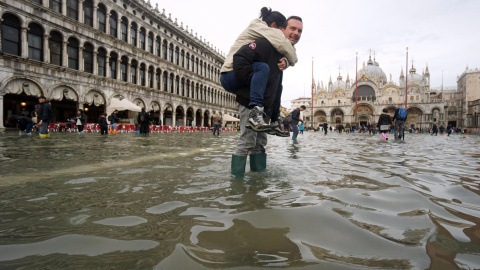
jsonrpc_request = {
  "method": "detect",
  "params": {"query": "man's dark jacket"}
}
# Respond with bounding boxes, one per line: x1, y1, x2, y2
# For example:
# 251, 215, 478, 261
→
37, 101, 52, 123
233, 38, 283, 118
291, 108, 301, 125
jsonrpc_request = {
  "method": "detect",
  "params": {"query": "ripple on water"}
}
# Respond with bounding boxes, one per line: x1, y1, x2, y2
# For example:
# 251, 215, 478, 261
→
93, 216, 148, 227
146, 201, 188, 214
0, 234, 158, 262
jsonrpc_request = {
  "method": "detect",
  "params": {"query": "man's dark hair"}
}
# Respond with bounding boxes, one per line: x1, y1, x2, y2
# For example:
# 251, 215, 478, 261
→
287, 16, 302, 24
300, 105, 306, 110
259, 7, 286, 28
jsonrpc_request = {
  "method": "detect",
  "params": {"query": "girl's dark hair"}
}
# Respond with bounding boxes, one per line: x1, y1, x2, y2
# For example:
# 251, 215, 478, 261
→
78, 109, 83, 114
259, 7, 286, 28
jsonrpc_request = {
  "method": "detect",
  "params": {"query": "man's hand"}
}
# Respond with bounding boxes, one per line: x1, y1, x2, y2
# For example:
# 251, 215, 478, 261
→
278, 59, 286, 71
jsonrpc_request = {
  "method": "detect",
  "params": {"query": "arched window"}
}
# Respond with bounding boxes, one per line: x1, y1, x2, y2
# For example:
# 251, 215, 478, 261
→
83, 43, 94, 73
32, 0, 42, 4
28, 23, 44, 62
120, 56, 127, 82
186, 53, 190, 70
155, 37, 160, 56
50, 0, 61, 13
169, 74, 174, 93
97, 47, 107, 77
147, 32, 153, 53
155, 68, 161, 90
130, 59, 137, 84
186, 80, 190, 98
97, 4, 106, 32
109, 11, 117, 38
110, 52, 117, 79
139, 63, 146, 86
199, 60, 203, 75
196, 84, 199, 100
139, 28, 146, 50
67, 37, 79, 69
195, 59, 199, 74
130, 22, 137, 45
120, 17, 128, 42
174, 47, 179, 65
175, 76, 180, 95
84, 0, 94, 27
2, 14, 21, 56
67, 0, 78, 20
148, 66, 154, 88
49, 31, 62, 66
169, 44, 173, 62
162, 40, 167, 60
181, 50, 185, 67
162, 72, 167, 92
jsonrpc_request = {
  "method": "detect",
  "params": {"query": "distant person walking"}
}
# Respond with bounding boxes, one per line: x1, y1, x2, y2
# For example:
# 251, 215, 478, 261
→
431, 123, 438, 136
323, 122, 328, 135
10, 115, 34, 135
76, 109, 87, 134
137, 108, 151, 135
377, 108, 392, 140
393, 105, 407, 140
98, 113, 109, 135
37, 96, 52, 138
291, 105, 305, 140
213, 113, 222, 136
109, 110, 119, 134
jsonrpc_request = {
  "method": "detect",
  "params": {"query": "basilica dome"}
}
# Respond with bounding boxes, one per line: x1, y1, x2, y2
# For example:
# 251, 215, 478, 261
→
406, 67, 425, 86
331, 74, 348, 90
357, 57, 387, 83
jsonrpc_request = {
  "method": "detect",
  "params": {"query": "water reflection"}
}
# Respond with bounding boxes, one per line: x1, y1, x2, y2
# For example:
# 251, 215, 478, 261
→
0, 131, 479, 269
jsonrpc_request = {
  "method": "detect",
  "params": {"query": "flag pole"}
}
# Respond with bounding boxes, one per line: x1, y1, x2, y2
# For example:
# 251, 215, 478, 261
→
355, 52, 358, 125
405, 47, 408, 109
311, 56, 314, 129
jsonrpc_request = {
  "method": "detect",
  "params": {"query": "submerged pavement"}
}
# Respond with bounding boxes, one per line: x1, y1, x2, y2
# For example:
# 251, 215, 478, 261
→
0, 131, 479, 269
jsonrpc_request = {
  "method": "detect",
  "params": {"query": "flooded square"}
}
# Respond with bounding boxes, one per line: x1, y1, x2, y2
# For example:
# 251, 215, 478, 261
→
0, 131, 479, 269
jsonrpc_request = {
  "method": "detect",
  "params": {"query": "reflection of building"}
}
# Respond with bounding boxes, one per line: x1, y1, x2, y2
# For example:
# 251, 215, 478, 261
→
302, 55, 478, 131
0, 0, 234, 128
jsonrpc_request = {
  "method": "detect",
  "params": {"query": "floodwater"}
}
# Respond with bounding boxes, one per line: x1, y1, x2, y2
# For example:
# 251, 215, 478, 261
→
0, 130, 479, 269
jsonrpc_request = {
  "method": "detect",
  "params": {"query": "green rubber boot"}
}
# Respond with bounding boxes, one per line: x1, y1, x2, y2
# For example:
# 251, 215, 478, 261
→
250, 153, 267, 172
231, 154, 247, 176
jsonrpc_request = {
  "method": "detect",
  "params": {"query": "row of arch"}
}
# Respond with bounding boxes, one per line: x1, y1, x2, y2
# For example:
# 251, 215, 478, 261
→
1, 13, 236, 108
1, 2, 221, 81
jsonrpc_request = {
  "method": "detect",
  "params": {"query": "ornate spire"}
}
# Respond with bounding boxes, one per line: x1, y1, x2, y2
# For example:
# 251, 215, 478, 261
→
400, 67, 404, 79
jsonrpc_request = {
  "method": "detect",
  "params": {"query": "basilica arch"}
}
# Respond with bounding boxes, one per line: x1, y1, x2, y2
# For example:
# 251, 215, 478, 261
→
330, 108, 345, 124
351, 84, 376, 102
406, 107, 424, 129
314, 110, 327, 124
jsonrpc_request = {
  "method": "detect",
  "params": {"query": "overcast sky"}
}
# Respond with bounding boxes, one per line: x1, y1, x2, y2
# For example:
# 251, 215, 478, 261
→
151, 0, 480, 108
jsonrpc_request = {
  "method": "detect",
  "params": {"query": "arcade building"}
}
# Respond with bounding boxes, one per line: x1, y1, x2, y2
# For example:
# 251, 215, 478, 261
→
0, 0, 237, 129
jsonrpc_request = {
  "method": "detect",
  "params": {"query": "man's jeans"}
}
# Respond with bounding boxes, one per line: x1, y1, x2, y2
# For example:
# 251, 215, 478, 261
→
291, 124, 299, 140
394, 120, 404, 140
111, 123, 117, 130
213, 124, 221, 135
38, 122, 49, 134
235, 105, 267, 156
220, 62, 269, 107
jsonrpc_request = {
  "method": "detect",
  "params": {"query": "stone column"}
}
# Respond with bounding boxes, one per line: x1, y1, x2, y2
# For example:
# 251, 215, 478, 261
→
44, 0, 49, 8
21, 27, 28, 58
152, 69, 156, 89
105, 12, 110, 35
159, 110, 164, 125
62, 0, 67, 16
105, 55, 111, 78
172, 110, 176, 126
116, 58, 121, 81
126, 24, 131, 44
93, 6, 98, 29
0, 94, 4, 129
117, 17, 121, 39
183, 113, 186, 126
78, 46, 84, 71
126, 61, 131, 83
93, 50, 98, 74
62, 40, 68, 67
78, 0, 84, 23
136, 66, 140, 85
136, 29, 140, 48
193, 114, 196, 126
44, 34, 50, 63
